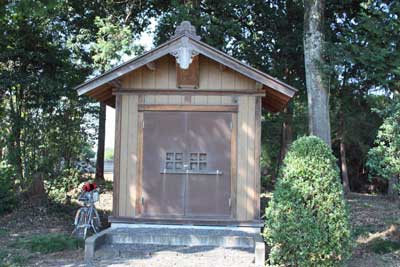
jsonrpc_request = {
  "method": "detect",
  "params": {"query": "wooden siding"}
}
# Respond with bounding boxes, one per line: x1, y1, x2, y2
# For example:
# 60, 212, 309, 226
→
236, 95, 259, 220
119, 54, 257, 106
116, 94, 139, 217
254, 97, 262, 219
121, 55, 256, 91
176, 55, 199, 88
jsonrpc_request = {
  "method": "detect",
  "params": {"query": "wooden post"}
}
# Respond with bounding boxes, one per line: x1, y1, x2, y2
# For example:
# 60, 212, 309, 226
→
254, 97, 262, 220
112, 96, 122, 216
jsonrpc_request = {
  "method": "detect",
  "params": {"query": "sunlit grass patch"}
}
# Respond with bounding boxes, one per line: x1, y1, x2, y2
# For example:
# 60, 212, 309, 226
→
352, 224, 379, 239
13, 233, 83, 254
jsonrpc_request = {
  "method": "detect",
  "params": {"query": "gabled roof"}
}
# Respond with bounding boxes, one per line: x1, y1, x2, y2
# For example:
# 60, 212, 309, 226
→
75, 22, 297, 112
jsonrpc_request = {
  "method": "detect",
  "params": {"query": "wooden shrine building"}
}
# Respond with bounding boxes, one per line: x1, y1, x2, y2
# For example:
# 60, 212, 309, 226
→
76, 21, 297, 226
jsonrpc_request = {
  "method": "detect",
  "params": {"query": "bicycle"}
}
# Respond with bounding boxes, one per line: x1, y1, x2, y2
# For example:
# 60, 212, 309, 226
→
72, 182, 101, 239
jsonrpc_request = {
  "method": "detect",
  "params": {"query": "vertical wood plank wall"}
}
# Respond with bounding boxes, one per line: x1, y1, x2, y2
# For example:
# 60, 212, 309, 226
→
116, 94, 139, 217
115, 54, 261, 220
236, 96, 259, 220
121, 55, 257, 105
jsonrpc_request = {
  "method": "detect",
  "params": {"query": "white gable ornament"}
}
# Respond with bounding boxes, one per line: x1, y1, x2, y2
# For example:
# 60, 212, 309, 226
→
169, 21, 201, 70
170, 36, 199, 70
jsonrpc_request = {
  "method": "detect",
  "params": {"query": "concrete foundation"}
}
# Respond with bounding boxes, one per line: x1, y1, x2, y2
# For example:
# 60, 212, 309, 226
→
85, 223, 265, 265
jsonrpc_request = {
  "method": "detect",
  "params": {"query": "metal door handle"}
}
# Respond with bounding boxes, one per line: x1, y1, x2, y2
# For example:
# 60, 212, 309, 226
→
160, 170, 223, 175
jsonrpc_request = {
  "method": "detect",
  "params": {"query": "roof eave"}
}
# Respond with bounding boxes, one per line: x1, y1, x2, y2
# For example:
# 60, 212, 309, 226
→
75, 34, 298, 99
75, 35, 183, 96
188, 38, 298, 97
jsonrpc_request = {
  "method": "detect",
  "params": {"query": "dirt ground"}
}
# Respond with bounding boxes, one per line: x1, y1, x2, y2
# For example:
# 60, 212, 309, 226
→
1, 192, 400, 267
346, 193, 400, 267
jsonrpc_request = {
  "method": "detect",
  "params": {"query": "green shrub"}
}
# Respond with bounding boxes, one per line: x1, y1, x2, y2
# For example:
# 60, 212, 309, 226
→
0, 161, 16, 215
14, 233, 83, 254
367, 100, 400, 195
264, 136, 351, 267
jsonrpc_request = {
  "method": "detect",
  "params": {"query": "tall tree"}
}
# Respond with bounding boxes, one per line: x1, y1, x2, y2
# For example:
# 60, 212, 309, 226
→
0, 0, 98, 195
95, 103, 106, 180
80, 16, 144, 180
0, 0, 153, 200
304, 0, 331, 146
326, 0, 399, 192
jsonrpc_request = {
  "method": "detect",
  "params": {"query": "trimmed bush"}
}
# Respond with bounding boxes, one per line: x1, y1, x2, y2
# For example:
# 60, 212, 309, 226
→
264, 136, 351, 267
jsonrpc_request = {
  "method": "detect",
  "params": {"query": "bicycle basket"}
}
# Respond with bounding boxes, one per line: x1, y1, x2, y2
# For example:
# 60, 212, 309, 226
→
91, 190, 99, 202
78, 192, 90, 202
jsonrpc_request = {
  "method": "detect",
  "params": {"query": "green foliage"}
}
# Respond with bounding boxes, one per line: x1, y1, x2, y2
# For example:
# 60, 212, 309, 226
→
325, 0, 395, 192
104, 148, 114, 161
367, 100, 400, 184
0, 1, 100, 200
14, 234, 83, 254
74, 15, 145, 74
0, 0, 153, 203
103, 180, 113, 191
0, 161, 16, 214
91, 16, 143, 72
367, 239, 400, 255
46, 167, 85, 203
347, 1, 400, 93
264, 136, 351, 267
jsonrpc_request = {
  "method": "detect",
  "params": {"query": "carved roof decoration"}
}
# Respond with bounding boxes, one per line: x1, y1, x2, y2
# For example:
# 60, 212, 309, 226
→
172, 21, 201, 41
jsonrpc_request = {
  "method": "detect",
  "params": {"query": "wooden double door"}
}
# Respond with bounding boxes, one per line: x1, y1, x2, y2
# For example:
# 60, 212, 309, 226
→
141, 111, 232, 219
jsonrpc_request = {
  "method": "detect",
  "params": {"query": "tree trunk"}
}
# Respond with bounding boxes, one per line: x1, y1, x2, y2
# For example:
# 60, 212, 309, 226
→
340, 139, 350, 194
9, 91, 24, 184
276, 107, 293, 176
339, 109, 350, 194
388, 175, 398, 198
303, 0, 331, 146
95, 103, 106, 180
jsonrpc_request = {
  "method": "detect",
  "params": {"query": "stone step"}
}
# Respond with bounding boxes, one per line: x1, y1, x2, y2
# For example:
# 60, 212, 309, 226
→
95, 243, 255, 260
106, 227, 257, 248
85, 225, 265, 266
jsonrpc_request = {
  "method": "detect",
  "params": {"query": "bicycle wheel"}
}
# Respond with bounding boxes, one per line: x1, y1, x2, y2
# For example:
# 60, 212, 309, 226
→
72, 207, 88, 239
91, 208, 101, 233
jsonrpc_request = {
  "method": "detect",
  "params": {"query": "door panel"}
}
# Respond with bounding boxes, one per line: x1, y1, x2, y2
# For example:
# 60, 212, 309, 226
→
186, 112, 232, 217
141, 111, 232, 218
142, 112, 186, 216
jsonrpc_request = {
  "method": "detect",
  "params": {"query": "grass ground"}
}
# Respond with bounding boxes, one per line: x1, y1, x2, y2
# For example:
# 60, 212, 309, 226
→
0, 191, 399, 266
